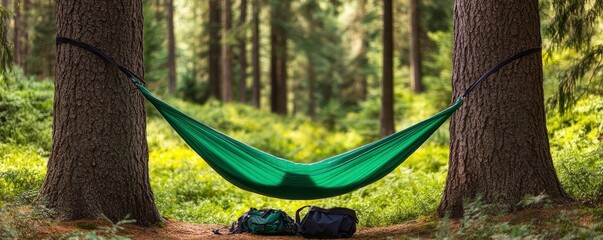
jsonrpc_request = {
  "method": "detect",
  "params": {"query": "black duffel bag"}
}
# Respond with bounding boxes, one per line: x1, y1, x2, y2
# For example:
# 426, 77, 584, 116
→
295, 205, 358, 238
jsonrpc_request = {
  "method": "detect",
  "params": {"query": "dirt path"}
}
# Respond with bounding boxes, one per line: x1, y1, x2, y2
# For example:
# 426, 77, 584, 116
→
39, 218, 435, 239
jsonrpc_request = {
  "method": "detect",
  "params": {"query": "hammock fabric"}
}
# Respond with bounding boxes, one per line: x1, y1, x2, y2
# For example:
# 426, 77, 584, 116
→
138, 83, 462, 199
56, 37, 540, 200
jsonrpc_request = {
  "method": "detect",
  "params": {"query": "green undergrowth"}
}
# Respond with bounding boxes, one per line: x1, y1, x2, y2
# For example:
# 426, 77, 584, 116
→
0, 73, 601, 229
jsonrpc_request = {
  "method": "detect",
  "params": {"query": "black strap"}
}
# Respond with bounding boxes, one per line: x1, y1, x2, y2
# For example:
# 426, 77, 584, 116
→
56, 37, 144, 85
460, 47, 541, 98
295, 205, 311, 223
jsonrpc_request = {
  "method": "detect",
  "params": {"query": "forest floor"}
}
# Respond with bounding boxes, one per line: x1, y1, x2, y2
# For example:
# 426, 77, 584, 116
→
27, 203, 602, 239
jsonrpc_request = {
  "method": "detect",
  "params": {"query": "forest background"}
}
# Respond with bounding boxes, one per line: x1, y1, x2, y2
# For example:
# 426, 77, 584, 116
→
0, 0, 602, 238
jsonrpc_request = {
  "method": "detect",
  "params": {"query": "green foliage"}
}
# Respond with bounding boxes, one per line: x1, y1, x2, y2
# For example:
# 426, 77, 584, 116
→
544, 0, 603, 113
0, 72, 54, 151
548, 95, 603, 200
64, 215, 135, 240
0, 144, 47, 205
435, 196, 603, 239
0, 204, 53, 240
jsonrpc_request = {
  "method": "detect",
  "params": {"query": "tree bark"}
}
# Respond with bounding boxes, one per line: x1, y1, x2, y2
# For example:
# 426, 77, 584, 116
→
251, 0, 260, 108
437, 0, 571, 218
270, 0, 288, 115
20, 0, 27, 72
238, 0, 247, 103
207, 0, 221, 100
409, 0, 423, 93
380, 0, 395, 137
221, 0, 233, 102
12, 0, 19, 66
166, 0, 176, 94
39, 0, 162, 226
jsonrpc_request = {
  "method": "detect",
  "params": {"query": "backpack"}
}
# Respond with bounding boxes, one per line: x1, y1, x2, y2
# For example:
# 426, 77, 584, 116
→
295, 205, 358, 238
229, 208, 297, 235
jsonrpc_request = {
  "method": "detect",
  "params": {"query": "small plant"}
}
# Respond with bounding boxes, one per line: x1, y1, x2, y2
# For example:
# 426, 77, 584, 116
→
62, 214, 136, 240
0, 202, 53, 240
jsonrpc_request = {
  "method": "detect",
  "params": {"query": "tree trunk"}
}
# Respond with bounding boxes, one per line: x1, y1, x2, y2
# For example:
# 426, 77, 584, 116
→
39, 0, 162, 226
207, 0, 221, 100
409, 0, 423, 93
12, 0, 19, 66
166, 0, 176, 94
238, 0, 247, 103
21, 0, 28, 72
380, 0, 395, 137
221, 0, 233, 102
251, 0, 260, 108
307, 53, 316, 119
437, 0, 571, 218
270, 0, 288, 115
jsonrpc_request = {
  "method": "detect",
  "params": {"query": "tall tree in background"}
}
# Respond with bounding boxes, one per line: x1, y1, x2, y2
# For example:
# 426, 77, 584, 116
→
207, 0, 221, 100
221, 0, 233, 102
0, 1, 11, 76
166, 0, 176, 94
238, 0, 248, 102
409, 0, 423, 93
251, 0, 260, 108
20, 0, 27, 71
380, 0, 395, 136
270, 0, 289, 115
12, 0, 18, 66
437, 0, 571, 217
39, 0, 162, 225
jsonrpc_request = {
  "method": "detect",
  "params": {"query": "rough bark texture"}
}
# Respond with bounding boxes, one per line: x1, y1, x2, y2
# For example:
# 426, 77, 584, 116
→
251, 0, 260, 108
437, 0, 571, 218
409, 0, 423, 93
221, 0, 233, 102
380, 0, 395, 137
208, 0, 221, 100
166, 0, 176, 94
238, 0, 247, 103
39, 0, 162, 226
270, 0, 288, 115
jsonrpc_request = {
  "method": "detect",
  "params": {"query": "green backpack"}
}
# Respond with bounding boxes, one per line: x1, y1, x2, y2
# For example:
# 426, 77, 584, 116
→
229, 208, 297, 235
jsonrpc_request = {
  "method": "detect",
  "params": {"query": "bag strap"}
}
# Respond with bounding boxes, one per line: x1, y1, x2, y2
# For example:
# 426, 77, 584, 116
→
295, 205, 312, 223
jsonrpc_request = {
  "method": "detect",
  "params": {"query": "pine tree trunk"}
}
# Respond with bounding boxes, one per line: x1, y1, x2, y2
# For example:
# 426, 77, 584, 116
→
166, 0, 176, 94
380, 0, 395, 137
21, 0, 28, 72
39, 0, 162, 226
208, 0, 221, 100
409, 0, 423, 93
251, 0, 260, 108
238, 0, 247, 103
270, 0, 288, 115
437, 0, 571, 218
12, 0, 19, 66
221, 0, 233, 102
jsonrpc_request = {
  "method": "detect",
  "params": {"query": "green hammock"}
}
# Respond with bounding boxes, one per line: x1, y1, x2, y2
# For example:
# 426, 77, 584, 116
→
137, 83, 462, 199
56, 37, 540, 200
